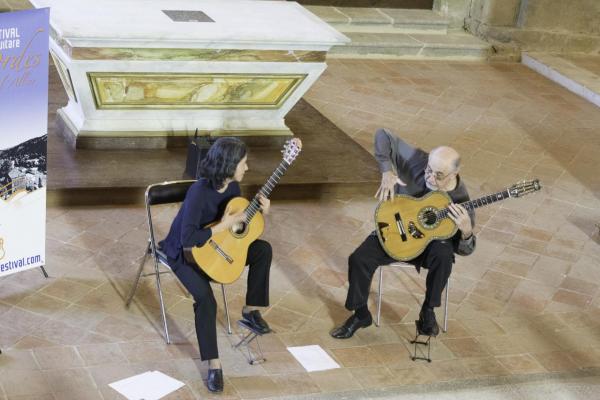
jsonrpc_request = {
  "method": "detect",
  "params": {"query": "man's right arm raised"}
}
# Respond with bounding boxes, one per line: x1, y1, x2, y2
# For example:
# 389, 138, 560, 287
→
373, 128, 416, 174
373, 128, 413, 201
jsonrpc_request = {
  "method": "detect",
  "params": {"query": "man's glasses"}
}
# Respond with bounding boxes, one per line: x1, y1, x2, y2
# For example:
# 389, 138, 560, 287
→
425, 165, 452, 181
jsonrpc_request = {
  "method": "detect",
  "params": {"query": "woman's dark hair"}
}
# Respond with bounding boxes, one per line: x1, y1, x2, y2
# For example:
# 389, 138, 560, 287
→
198, 137, 247, 189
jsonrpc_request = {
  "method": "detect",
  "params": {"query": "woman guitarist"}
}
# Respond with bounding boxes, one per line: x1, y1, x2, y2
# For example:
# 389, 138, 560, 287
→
160, 137, 272, 393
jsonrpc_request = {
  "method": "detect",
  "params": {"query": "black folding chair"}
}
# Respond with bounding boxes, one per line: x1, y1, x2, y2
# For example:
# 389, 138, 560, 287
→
126, 180, 232, 344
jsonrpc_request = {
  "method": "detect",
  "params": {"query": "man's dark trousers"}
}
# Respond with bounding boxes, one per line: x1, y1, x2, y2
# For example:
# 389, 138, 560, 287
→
345, 235, 453, 311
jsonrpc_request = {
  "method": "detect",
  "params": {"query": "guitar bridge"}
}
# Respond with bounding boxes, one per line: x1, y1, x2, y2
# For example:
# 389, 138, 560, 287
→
408, 221, 424, 239
209, 240, 234, 264
395, 213, 408, 242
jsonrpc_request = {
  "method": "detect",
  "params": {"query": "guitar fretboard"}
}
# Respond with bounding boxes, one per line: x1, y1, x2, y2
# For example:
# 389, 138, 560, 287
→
435, 189, 511, 219
244, 160, 290, 222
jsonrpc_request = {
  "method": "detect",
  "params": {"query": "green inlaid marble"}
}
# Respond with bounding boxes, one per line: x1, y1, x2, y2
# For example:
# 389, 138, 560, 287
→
88, 72, 307, 109
72, 47, 326, 62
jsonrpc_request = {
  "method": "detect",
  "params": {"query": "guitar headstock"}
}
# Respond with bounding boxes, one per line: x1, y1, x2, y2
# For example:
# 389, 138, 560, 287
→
508, 179, 542, 198
282, 138, 302, 165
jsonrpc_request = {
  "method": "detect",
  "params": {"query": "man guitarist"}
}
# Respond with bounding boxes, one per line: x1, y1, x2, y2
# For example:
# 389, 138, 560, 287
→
160, 137, 272, 393
331, 128, 476, 339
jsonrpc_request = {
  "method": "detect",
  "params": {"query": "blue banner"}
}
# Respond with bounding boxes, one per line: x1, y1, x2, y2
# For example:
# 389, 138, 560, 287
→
0, 8, 49, 277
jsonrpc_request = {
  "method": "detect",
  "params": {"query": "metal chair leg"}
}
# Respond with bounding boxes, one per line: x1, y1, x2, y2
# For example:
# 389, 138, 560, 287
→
376, 263, 451, 333
443, 277, 449, 333
154, 258, 171, 344
221, 284, 232, 335
126, 242, 150, 307
376, 266, 383, 327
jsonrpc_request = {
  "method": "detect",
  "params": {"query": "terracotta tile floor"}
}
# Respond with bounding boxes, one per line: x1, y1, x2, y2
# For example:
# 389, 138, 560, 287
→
1, 59, 600, 399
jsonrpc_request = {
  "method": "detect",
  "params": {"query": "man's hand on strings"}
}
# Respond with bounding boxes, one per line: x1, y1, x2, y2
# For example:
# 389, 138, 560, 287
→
448, 203, 472, 239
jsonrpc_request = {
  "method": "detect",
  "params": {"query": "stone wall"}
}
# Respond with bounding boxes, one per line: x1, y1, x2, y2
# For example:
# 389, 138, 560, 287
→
433, 0, 522, 30
434, 0, 600, 55
432, 0, 469, 29
521, 0, 600, 35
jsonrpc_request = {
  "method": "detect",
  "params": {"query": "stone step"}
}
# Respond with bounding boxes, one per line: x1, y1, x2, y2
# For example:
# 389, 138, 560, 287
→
329, 32, 491, 60
523, 53, 600, 108
306, 6, 449, 34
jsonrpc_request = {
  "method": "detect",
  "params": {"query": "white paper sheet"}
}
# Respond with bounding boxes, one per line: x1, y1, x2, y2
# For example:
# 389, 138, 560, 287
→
109, 370, 185, 400
287, 345, 340, 372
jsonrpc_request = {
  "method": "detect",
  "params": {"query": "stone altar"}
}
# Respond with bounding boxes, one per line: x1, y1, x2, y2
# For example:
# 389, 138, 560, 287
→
31, 0, 348, 148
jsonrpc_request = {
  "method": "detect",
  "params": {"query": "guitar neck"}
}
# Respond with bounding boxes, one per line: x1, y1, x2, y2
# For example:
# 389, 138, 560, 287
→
436, 189, 511, 219
244, 160, 290, 220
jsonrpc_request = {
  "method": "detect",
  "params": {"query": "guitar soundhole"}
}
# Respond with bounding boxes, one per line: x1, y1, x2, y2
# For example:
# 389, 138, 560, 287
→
418, 206, 440, 229
423, 211, 437, 225
232, 222, 247, 235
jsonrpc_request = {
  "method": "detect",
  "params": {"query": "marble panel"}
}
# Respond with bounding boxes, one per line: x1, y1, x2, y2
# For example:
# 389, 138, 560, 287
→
88, 72, 306, 110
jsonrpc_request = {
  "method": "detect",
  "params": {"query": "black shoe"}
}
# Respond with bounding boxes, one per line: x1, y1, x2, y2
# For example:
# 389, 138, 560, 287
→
417, 308, 439, 337
330, 313, 372, 339
242, 310, 271, 334
207, 368, 223, 393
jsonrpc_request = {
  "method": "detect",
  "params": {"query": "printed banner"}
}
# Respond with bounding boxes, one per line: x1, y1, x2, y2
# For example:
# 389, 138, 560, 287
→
0, 8, 49, 277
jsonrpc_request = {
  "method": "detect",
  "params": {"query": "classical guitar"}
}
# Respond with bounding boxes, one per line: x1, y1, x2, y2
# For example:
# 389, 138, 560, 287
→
374, 179, 542, 261
185, 139, 302, 284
